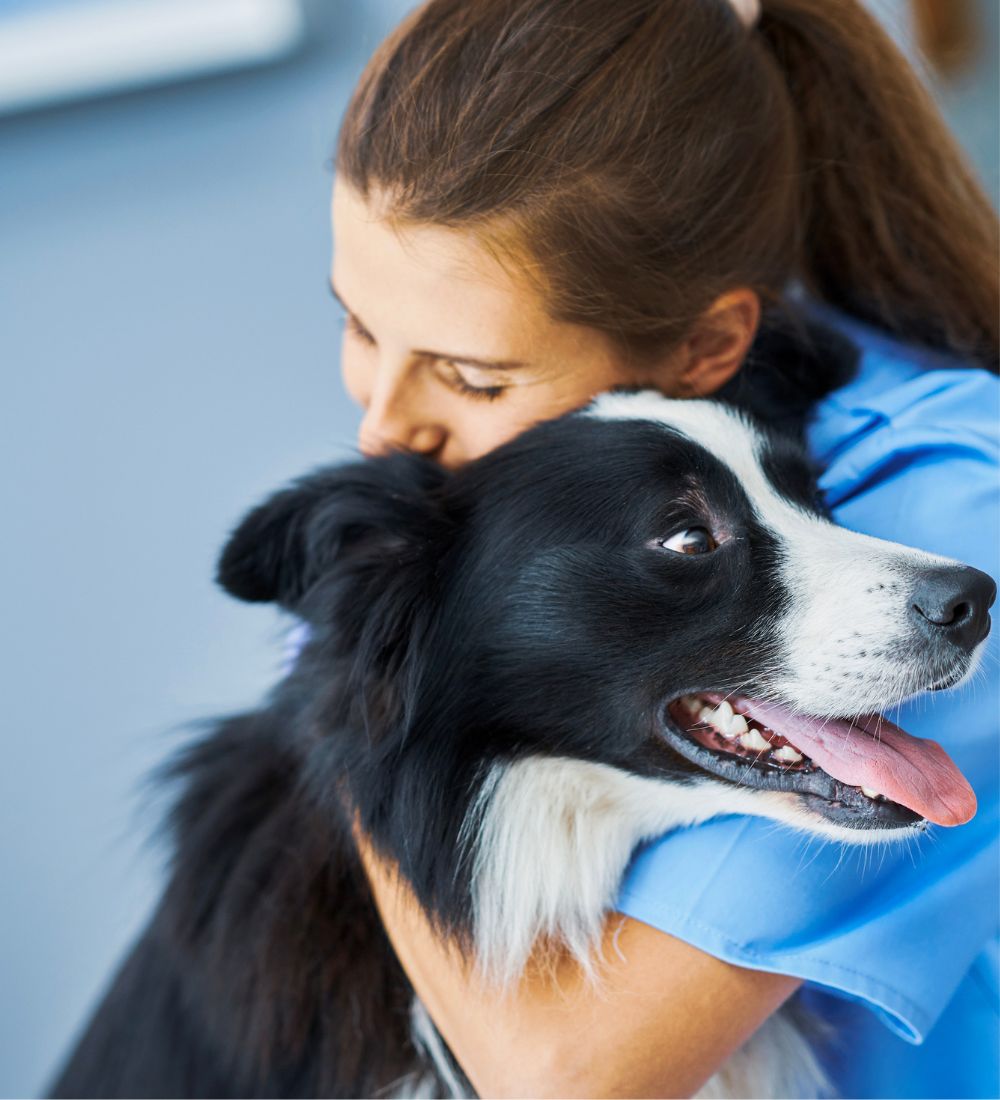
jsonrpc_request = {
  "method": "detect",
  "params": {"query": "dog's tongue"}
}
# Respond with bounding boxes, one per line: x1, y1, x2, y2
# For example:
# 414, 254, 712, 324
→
749, 700, 976, 826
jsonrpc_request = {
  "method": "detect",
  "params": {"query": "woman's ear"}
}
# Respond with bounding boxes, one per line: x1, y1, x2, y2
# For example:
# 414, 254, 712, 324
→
673, 288, 761, 398
216, 454, 448, 612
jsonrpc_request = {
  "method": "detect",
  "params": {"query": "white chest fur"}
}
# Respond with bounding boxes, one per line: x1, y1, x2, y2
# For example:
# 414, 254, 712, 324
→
455, 756, 835, 1098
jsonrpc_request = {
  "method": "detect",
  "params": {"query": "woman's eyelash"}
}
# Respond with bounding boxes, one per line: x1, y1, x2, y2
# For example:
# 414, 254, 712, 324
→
344, 314, 375, 344
448, 373, 506, 401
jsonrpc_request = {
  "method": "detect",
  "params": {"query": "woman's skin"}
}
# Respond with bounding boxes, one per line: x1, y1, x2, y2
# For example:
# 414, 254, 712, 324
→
359, 831, 801, 1099
334, 179, 802, 1098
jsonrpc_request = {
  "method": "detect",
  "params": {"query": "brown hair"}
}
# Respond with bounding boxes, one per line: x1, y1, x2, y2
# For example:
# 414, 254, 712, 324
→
337, 0, 999, 370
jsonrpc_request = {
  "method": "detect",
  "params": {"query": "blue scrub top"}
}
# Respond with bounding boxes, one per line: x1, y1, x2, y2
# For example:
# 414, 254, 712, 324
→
616, 310, 1000, 1099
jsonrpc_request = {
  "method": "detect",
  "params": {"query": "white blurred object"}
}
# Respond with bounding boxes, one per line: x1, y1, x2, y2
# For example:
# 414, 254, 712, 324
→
0, 0, 306, 114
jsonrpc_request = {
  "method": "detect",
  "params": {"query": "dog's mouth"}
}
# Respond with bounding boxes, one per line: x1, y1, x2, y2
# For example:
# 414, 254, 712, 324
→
660, 692, 977, 830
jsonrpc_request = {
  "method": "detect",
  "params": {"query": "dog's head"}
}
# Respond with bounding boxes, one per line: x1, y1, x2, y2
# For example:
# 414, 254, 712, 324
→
218, 392, 993, 968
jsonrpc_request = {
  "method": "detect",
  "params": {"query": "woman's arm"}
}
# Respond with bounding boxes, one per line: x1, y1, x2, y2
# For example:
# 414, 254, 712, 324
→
357, 833, 801, 1099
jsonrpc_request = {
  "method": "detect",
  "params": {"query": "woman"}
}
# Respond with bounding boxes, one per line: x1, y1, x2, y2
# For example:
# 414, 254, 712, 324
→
322, 0, 999, 1094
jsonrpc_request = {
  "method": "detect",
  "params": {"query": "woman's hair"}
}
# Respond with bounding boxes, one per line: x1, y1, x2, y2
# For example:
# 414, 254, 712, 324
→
337, 0, 999, 369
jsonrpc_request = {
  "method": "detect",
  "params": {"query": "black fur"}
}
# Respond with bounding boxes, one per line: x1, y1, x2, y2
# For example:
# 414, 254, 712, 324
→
717, 309, 858, 441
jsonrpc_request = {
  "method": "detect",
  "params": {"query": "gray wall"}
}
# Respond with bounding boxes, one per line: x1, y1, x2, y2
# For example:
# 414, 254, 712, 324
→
1, 2, 995, 1095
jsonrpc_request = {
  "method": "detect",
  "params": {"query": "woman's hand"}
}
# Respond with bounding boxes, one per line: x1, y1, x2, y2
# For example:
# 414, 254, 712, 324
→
356, 829, 801, 1099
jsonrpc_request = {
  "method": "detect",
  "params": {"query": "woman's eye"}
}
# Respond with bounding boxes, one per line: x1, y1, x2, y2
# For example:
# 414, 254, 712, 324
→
658, 527, 717, 555
439, 363, 506, 401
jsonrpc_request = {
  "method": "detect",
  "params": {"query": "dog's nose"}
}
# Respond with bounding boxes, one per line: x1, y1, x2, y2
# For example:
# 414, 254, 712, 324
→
911, 566, 996, 650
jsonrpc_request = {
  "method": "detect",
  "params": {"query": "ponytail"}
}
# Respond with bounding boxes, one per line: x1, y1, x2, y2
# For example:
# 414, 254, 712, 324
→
757, 0, 999, 366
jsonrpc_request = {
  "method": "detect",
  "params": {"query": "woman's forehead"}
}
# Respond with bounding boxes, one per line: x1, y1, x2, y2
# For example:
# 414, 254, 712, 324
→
330, 179, 624, 375
333, 182, 529, 333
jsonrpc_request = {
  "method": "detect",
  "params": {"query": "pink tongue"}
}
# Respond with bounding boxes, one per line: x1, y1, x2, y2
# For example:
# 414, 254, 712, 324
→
746, 700, 976, 826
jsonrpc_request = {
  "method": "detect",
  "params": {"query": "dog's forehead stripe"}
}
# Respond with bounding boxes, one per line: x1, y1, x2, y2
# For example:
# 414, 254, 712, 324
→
587, 391, 803, 528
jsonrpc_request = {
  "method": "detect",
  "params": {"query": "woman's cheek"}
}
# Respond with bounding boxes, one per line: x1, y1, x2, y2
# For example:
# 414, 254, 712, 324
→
452, 402, 536, 463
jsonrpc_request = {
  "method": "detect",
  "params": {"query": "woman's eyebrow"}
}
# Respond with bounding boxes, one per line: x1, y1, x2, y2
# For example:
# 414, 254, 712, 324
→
328, 278, 527, 371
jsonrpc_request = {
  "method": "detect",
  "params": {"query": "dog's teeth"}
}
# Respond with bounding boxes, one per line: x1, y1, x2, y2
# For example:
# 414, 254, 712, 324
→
739, 729, 771, 752
860, 786, 881, 799
772, 745, 803, 763
706, 700, 736, 735
713, 700, 734, 723
729, 714, 749, 737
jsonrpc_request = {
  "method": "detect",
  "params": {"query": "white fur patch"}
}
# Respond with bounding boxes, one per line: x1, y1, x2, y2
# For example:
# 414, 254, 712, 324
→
466, 756, 848, 1098
469, 756, 907, 986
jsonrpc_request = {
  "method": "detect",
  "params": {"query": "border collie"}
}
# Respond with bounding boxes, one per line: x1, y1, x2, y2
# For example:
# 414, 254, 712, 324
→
51, 344, 994, 1098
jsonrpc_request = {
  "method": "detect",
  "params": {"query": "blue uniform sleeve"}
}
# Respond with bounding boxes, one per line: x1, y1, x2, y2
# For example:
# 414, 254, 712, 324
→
615, 353, 1000, 1047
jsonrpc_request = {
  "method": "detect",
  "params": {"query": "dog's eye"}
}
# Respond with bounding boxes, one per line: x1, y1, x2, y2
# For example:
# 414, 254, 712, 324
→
658, 527, 717, 555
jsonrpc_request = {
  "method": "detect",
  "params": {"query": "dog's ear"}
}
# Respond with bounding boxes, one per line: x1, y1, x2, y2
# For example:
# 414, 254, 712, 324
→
216, 453, 449, 612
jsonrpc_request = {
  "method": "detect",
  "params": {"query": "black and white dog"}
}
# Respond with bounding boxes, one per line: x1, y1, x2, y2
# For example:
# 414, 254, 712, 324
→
51, 331, 994, 1099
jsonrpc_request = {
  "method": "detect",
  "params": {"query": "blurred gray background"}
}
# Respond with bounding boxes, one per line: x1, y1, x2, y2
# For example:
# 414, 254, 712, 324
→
1, 1, 996, 1095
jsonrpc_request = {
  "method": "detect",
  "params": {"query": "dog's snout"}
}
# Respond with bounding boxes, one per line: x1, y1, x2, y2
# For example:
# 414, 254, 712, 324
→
911, 566, 996, 649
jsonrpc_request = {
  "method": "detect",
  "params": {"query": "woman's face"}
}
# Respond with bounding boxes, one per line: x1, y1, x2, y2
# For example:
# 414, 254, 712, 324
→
332, 180, 681, 468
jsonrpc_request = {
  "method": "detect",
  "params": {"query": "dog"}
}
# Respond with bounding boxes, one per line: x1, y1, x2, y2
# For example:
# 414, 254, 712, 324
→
50, 326, 994, 1099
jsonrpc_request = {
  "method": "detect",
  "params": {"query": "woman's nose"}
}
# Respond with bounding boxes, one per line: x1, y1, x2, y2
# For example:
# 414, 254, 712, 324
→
358, 367, 446, 458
